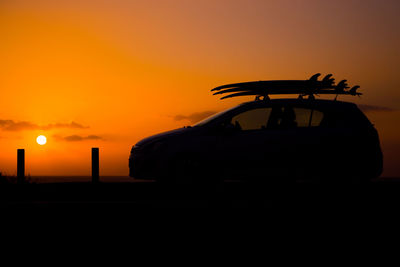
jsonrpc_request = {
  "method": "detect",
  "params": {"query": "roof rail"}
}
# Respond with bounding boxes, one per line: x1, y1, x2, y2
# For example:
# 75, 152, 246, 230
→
211, 73, 361, 100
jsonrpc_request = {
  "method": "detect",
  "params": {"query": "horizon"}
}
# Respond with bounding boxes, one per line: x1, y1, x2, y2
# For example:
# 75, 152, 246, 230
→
1, 0, 399, 178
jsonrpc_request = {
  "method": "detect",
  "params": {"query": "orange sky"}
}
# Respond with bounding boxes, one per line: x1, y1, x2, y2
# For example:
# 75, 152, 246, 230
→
0, 0, 399, 177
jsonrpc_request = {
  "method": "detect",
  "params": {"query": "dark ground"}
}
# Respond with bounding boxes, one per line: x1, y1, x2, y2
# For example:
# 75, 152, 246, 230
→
1, 176, 400, 208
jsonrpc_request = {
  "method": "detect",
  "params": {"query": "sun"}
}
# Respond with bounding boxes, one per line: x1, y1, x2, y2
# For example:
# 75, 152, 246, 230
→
36, 135, 47, 145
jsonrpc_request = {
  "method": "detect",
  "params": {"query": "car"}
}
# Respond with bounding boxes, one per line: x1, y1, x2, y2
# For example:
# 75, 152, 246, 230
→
129, 74, 383, 183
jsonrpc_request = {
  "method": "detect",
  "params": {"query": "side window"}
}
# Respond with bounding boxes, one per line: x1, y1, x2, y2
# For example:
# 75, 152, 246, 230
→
267, 106, 325, 129
310, 110, 324, 127
230, 108, 272, 131
293, 108, 324, 127
293, 108, 312, 127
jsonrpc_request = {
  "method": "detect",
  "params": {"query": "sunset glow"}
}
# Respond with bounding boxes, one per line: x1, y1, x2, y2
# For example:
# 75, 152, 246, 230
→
0, 0, 399, 177
36, 135, 47, 145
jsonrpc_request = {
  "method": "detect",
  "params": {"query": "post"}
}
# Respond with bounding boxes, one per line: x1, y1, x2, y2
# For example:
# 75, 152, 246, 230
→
17, 149, 25, 184
92, 148, 99, 183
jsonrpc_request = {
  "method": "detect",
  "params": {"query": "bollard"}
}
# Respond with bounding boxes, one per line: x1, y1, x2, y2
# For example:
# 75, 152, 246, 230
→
92, 148, 99, 183
17, 149, 25, 184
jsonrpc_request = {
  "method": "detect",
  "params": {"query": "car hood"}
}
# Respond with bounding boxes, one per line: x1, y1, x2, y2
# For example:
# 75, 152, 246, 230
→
135, 127, 194, 147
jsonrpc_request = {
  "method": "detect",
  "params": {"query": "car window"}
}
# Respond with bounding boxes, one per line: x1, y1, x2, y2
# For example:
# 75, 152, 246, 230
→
193, 106, 239, 126
293, 108, 311, 127
230, 108, 272, 131
267, 106, 324, 129
310, 110, 324, 126
293, 108, 324, 127
227, 105, 325, 131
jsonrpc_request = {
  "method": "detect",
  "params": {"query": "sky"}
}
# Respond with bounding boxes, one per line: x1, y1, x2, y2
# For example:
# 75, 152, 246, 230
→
0, 0, 399, 177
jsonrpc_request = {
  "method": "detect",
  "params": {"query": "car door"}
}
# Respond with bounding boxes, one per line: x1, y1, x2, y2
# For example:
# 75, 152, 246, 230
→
216, 105, 279, 179
216, 102, 326, 181
274, 104, 325, 179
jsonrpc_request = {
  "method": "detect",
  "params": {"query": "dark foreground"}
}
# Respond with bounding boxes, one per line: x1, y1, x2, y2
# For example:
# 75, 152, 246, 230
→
1, 177, 400, 208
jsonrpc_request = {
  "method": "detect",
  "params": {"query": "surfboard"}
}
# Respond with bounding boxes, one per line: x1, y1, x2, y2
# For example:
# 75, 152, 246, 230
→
211, 73, 361, 100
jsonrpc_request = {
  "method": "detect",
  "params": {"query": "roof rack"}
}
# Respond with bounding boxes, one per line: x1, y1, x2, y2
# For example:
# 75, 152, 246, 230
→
211, 73, 361, 101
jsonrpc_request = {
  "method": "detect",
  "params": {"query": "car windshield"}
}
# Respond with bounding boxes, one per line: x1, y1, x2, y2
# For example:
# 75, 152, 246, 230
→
193, 106, 239, 127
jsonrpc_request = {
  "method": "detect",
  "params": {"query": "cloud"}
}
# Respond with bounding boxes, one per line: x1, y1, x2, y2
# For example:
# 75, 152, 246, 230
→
358, 104, 396, 113
174, 111, 217, 124
0, 120, 88, 131
0, 120, 37, 131
42, 122, 88, 130
55, 135, 103, 142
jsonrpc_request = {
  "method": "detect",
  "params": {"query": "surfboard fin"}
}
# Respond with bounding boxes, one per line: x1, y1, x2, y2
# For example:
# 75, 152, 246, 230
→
309, 73, 321, 82
322, 74, 335, 87
335, 80, 349, 92
349, 85, 360, 95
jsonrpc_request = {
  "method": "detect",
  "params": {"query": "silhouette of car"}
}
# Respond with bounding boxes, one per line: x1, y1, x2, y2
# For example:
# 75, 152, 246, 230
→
129, 74, 383, 183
